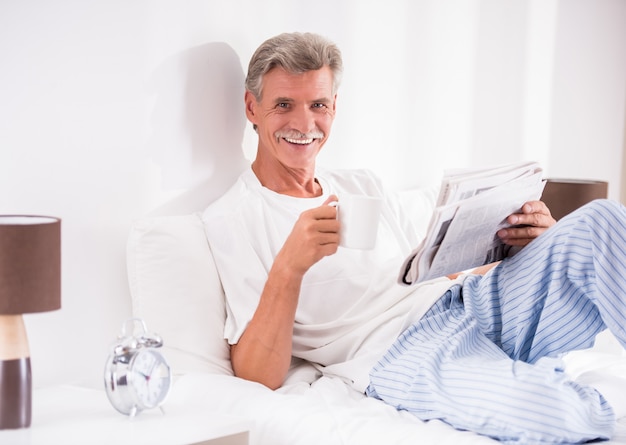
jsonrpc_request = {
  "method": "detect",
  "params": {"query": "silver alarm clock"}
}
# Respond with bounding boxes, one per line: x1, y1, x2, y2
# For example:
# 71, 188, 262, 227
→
104, 318, 172, 416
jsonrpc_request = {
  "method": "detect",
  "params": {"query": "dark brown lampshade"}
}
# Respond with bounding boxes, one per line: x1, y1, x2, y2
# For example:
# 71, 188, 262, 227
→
541, 179, 609, 221
0, 216, 61, 314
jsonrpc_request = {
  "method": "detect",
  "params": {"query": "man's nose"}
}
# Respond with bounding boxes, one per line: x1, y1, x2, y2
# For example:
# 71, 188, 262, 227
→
289, 106, 316, 134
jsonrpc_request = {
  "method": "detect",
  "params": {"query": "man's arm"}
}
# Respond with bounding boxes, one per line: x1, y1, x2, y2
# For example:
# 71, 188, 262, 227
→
230, 258, 302, 390
447, 261, 501, 280
230, 196, 339, 390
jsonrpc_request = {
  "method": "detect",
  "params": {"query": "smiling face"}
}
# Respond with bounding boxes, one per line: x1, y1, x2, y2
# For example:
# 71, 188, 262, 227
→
245, 66, 336, 193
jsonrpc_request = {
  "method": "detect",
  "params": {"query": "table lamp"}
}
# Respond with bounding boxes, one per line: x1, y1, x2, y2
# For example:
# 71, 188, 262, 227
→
541, 179, 609, 221
0, 215, 61, 429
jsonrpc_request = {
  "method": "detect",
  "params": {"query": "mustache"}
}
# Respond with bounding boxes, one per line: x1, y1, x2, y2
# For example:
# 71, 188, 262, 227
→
275, 130, 325, 140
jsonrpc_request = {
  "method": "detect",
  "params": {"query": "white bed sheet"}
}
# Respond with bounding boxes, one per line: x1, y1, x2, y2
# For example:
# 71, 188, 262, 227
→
167, 346, 626, 445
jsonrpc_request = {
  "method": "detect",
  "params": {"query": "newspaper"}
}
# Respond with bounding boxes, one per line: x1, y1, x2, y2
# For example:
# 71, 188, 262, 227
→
398, 161, 546, 285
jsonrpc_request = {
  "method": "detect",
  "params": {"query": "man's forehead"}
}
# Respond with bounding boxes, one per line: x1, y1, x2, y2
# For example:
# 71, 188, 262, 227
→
262, 66, 334, 99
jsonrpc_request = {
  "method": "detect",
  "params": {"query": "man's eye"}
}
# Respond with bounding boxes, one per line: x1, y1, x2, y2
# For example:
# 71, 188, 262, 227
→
277, 103, 289, 108
312, 103, 327, 109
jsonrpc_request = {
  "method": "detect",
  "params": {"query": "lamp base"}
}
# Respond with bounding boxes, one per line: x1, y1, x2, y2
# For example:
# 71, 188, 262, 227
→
0, 357, 31, 429
0, 315, 32, 429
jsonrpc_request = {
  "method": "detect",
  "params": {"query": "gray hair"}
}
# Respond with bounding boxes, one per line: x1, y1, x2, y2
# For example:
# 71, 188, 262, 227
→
245, 32, 343, 101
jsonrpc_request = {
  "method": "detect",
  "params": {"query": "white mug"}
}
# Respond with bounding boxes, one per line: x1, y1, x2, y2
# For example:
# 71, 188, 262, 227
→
336, 194, 383, 250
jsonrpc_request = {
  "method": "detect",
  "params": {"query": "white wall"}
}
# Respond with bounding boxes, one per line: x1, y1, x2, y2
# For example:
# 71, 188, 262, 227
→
1, 0, 625, 389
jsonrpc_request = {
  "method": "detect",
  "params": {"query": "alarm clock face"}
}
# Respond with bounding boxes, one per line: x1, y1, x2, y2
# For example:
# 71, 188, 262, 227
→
127, 349, 171, 410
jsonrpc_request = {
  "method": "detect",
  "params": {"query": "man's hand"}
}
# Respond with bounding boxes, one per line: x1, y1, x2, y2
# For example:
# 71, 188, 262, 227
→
448, 201, 555, 280
497, 200, 556, 247
276, 195, 340, 275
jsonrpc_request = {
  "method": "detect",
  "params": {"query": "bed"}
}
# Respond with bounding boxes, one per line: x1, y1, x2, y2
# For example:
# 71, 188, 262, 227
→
126, 187, 626, 444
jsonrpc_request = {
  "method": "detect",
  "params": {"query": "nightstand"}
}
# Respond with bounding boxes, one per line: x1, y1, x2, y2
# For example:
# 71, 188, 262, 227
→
0, 385, 252, 445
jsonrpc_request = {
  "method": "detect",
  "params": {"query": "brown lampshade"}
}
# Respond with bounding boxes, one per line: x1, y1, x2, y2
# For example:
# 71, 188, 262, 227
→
541, 179, 609, 221
0, 216, 61, 314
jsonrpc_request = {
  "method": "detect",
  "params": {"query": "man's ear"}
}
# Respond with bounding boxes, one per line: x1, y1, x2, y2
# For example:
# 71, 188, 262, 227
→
244, 90, 258, 124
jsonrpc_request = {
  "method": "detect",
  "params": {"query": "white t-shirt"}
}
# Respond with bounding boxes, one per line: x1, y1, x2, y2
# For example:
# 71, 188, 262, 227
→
202, 167, 458, 391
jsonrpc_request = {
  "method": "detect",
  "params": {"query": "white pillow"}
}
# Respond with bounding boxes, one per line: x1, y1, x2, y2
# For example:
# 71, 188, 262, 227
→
126, 213, 233, 376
